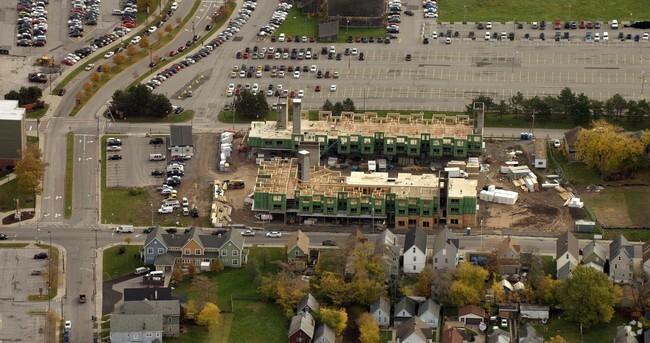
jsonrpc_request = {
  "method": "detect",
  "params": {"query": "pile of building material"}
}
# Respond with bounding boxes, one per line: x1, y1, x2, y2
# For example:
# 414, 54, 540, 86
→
466, 157, 480, 175
479, 185, 518, 205
566, 197, 584, 208
506, 166, 539, 192
211, 179, 232, 227
219, 132, 233, 172
554, 185, 574, 201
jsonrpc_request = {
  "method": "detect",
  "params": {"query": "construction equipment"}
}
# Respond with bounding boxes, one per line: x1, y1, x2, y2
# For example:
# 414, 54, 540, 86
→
224, 180, 245, 189
34, 56, 54, 67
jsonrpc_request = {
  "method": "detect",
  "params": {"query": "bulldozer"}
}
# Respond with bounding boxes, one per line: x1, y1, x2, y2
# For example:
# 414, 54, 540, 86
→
34, 56, 54, 67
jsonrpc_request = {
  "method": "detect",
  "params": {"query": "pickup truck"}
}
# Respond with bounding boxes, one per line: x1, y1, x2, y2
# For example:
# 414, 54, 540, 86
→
79, 294, 86, 303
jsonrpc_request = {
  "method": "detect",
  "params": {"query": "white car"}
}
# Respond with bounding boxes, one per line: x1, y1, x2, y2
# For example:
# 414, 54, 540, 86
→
330, 84, 337, 92
553, 139, 561, 148
241, 230, 256, 236
171, 2, 178, 10
431, 31, 438, 39
228, 83, 235, 91
104, 51, 114, 59
181, 197, 189, 207
64, 321, 72, 331
148, 26, 157, 34
130, 36, 141, 45
107, 145, 121, 151
252, 83, 259, 92
293, 70, 300, 79
602, 31, 609, 41
310, 64, 317, 72
424, 12, 437, 18
84, 63, 95, 71
297, 90, 304, 98
500, 318, 508, 328
485, 32, 491, 41
611, 20, 618, 29
643, 32, 650, 41
351, 48, 358, 55
267, 89, 273, 96
445, 37, 452, 44
486, 22, 493, 29
266, 231, 282, 238
158, 205, 173, 214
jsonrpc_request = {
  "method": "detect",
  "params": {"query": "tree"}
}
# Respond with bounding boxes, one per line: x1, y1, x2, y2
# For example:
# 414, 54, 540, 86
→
605, 94, 628, 120
111, 84, 172, 118
490, 281, 507, 303
196, 302, 221, 330
259, 264, 309, 318
153, 55, 162, 65
83, 82, 93, 92
556, 87, 576, 119
431, 269, 453, 303
318, 307, 347, 336
190, 275, 216, 311
576, 119, 650, 175
139, 36, 150, 49
4, 86, 43, 106
165, 24, 173, 33
156, 30, 163, 42
318, 271, 352, 306
75, 91, 85, 102
90, 72, 101, 83
454, 263, 488, 294
342, 98, 356, 111
448, 280, 482, 306
559, 265, 622, 332
509, 92, 525, 116
322, 99, 333, 111
126, 44, 138, 58
112, 53, 126, 66
413, 266, 435, 298
357, 312, 380, 343
14, 145, 47, 195
101, 64, 111, 73
547, 336, 568, 343
187, 263, 197, 277
333, 101, 344, 116
124, 236, 132, 245
171, 269, 184, 283
210, 259, 224, 272
233, 90, 268, 120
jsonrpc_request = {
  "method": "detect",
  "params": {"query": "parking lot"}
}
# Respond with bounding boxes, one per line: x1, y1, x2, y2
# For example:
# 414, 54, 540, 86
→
0, 245, 54, 342
105, 136, 169, 188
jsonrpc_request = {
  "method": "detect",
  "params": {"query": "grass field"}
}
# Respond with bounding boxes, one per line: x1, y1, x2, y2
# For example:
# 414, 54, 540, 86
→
171, 248, 286, 343
113, 110, 194, 123
534, 312, 626, 343
584, 187, 650, 230
548, 148, 602, 186
102, 244, 146, 281
0, 179, 35, 212
438, 0, 649, 23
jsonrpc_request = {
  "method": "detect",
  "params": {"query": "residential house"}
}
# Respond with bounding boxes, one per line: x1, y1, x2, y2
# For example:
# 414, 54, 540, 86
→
458, 305, 486, 325
349, 229, 368, 244
431, 227, 459, 271
556, 231, 579, 280
297, 293, 320, 315
404, 227, 428, 274
496, 236, 521, 275
375, 229, 401, 280
441, 326, 464, 343
369, 296, 391, 328
417, 298, 441, 329
118, 299, 181, 337
109, 313, 163, 343
518, 323, 543, 343
394, 296, 424, 326
313, 323, 336, 343
582, 240, 607, 273
123, 287, 172, 302
289, 312, 316, 343
141, 227, 247, 272
287, 230, 310, 270
643, 241, 650, 278
488, 328, 511, 343
563, 126, 583, 161
0, 100, 26, 169
610, 234, 635, 283
394, 316, 433, 343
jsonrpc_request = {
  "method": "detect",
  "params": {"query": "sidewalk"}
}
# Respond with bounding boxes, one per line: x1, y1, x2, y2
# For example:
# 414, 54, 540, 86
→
0, 173, 16, 186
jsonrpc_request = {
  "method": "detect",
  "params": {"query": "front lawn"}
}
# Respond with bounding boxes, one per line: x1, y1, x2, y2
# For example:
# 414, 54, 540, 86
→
102, 244, 145, 281
548, 148, 602, 186
0, 179, 35, 212
534, 312, 627, 343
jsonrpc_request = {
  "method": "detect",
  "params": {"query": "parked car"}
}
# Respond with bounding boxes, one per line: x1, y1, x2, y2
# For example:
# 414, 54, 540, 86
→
266, 231, 282, 238
241, 230, 256, 236
108, 154, 122, 160
322, 240, 337, 246
0, 233, 7, 240
34, 252, 48, 259
149, 137, 164, 144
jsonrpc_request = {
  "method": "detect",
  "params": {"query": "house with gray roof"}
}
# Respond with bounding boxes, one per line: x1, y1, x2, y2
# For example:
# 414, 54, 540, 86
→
141, 227, 247, 272
432, 227, 459, 271
582, 240, 607, 273
369, 296, 391, 328
289, 312, 315, 343
287, 230, 310, 270
488, 328, 511, 343
109, 313, 163, 343
496, 236, 521, 275
394, 296, 425, 326
417, 298, 441, 329
118, 299, 180, 337
313, 323, 336, 343
404, 227, 428, 274
610, 234, 634, 283
518, 323, 543, 343
375, 229, 401, 280
395, 316, 433, 343
556, 231, 579, 280
297, 293, 320, 315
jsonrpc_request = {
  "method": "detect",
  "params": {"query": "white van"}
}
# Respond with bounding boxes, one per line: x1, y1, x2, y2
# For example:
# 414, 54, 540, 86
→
135, 267, 150, 275
149, 154, 165, 161
162, 199, 180, 208
148, 271, 164, 278
115, 225, 134, 233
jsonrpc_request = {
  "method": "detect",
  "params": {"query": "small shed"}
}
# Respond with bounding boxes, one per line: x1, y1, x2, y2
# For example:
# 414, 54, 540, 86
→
533, 139, 547, 169
170, 125, 194, 157
520, 305, 549, 320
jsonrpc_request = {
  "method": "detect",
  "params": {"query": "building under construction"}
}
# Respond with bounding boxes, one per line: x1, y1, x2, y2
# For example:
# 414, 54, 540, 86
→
246, 98, 484, 160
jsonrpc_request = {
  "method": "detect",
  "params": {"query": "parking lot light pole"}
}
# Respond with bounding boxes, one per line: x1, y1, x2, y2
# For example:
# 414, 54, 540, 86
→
568, 5, 571, 21
150, 203, 154, 225
511, 51, 519, 73
642, 71, 646, 96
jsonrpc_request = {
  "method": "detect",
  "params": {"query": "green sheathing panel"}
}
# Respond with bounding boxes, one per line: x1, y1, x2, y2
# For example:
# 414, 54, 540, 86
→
253, 192, 269, 210
395, 199, 408, 217
248, 136, 262, 148
467, 134, 483, 154
384, 137, 397, 156
385, 194, 396, 214
360, 136, 375, 155
453, 138, 467, 158
338, 135, 350, 154
407, 198, 420, 216
372, 198, 386, 217
298, 195, 313, 214
406, 137, 421, 156
462, 197, 477, 215
349, 134, 361, 154
447, 198, 462, 216
317, 135, 329, 152
421, 133, 431, 156
259, 137, 294, 150
347, 195, 361, 216
395, 136, 408, 156
323, 195, 338, 215
418, 198, 437, 217
442, 137, 455, 157
430, 138, 443, 157
268, 193, 287, 212
291, 133, 304, 151
337, 192, 348, 212
374, 132, 385, 153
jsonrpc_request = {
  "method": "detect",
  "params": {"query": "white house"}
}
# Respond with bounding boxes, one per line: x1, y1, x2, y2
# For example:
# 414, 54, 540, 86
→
404, 227, 427, 274
369, 297, 391, 328
556, 231, 579, 280
417, 299, 441, 329
610, 234, 634, 283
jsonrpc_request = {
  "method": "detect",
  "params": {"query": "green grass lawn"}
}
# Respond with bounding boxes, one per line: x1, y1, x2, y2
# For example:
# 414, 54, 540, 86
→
26, 104, 49, 119
64, 133, 74, 219
548, 148, 602, 186
534, 312, 627, 343
172, 248, 286, 342
275, 8, 319, 37
583, 187, 650, 230
102, 245, 145, 281
0, 179, 35, 212
380, 330, 393, 343
438, 0, 650, 22
115, 111, 194, 123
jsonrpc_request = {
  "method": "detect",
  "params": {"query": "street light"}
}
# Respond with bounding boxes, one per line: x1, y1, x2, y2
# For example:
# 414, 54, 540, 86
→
642, 71, 646, 96
150, 203, 154, 226
463, 5, 467, 23
568, 5, 571, 20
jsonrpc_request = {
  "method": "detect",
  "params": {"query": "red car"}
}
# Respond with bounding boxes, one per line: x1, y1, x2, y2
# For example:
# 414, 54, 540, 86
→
309, 36, 315, 42
169, 50, 178, 57
324, 71, 331, 78
315, 85, 321, 92
289, 90, 296, 98
121, 22, 135, 28
178, 46, 187, 52
242, 52, 249, 59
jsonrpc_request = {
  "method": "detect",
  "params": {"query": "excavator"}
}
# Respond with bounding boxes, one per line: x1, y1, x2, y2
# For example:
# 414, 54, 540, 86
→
34, 56, 54, 67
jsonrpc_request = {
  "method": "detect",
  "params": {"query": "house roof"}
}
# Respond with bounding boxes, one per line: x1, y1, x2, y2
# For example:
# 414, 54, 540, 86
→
556, 231, 579, 259
583, 240, 607, 266
644, 241, 650, 263
564, 126, 583, 150
377, 229, 398, 246
123, 288, 172, 302
432, 227, 458, 256
557, 262, 573, 280
394, 297, 420, 318
170, 125, 193, 146
497, 236, 520, 258
519, 323, 543, 343
441, 327, 464, 343
458, 305, 486, 318
110, 313, 163, 333
289, 312, 315, 339
370, 296, 391, 315
405, 227, 428, 253
298, 293, 320, 313
287, 230, 309, 254
145, 227, 244, 253
418, 298, 441, 318
349, 229, 368, 244
0, 100, 25, 160
611, 234, 634, 261
120, 299, 180, 316
313, 323, 336, 343
395, 316, 432, 341
488, 328, 511, 343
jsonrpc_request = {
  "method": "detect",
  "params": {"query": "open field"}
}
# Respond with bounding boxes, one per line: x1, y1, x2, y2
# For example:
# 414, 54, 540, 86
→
102, 245, 146, 281
438, 0, 649, 22
534, 312, 627, 343
583, 187, 650, 229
